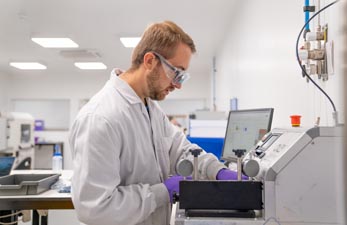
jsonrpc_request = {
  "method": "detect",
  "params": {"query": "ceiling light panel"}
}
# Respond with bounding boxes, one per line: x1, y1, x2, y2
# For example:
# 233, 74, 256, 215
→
74, 62, 107, 70
31, 38, 78, 48
10, 62, 47, 70
120, 37, 141, 48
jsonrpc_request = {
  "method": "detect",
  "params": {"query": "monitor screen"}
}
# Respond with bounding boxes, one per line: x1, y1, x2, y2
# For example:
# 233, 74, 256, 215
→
221, 108, 274, 161
0, 157, 15, 177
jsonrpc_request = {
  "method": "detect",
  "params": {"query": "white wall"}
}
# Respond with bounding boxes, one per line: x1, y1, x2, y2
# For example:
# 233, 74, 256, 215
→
0, 72, 10, 111
8, 72, 109, 121
215, 0, 344, 128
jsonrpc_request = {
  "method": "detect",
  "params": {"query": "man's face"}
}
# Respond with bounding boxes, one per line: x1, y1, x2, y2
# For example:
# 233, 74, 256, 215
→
147, 43, 192, 101
147, 66, 168, 100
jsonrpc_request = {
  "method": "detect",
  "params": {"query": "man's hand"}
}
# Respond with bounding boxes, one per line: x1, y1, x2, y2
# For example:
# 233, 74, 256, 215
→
216, 168, 248, 180
164, 176, 191, 203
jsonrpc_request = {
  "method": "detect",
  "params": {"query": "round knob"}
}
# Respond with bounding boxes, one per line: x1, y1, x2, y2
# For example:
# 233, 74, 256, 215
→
242, 159, 260, 177
176, 159, 193, 177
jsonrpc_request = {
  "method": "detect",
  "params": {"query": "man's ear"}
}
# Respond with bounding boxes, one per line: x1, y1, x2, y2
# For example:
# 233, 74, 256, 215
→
143, 52, 157, 70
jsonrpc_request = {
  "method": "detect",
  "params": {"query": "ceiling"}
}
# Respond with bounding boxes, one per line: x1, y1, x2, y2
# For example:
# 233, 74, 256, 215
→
0, 0, 237, 78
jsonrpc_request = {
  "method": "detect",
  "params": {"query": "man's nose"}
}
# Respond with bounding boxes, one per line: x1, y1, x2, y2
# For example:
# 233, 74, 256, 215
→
172, 82, 182, 89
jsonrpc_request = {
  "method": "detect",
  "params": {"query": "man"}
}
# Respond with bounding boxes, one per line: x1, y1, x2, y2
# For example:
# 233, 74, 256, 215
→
70, 21, 238, 225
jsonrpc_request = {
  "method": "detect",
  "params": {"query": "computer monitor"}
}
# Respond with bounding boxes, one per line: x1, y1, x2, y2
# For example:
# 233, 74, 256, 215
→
221, 108, 274, 161
0, 157, 15, 177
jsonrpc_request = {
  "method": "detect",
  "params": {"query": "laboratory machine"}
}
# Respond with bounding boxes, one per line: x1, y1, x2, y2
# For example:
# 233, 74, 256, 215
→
175, 125, 344, 225
0, 112, 35, 169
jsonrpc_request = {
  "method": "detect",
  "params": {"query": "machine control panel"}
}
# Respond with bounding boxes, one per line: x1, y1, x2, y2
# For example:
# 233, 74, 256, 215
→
253, 133, 281, 158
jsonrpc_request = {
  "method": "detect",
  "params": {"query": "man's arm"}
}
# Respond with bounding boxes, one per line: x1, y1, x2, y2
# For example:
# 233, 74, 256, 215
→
162, 115, 226, 180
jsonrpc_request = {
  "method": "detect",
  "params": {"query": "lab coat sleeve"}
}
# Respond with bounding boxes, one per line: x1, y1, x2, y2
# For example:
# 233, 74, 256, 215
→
70, 113, 169, 225
164, 116, 226, 180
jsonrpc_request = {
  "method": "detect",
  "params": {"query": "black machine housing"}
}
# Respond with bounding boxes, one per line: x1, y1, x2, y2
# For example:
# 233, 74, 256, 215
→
179, 180, 263, 217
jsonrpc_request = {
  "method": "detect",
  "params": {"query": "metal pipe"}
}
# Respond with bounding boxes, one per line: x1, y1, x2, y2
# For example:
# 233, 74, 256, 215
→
305, 0, 311, 31
189, 149, 202, 181
193, 156, 198, 180
317, 0, 321, 29
237, 158, 242, 181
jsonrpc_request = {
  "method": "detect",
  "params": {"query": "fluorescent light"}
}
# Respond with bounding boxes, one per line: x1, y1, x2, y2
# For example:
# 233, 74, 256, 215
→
74, 62, 107, 70
120, 37, 141, 48
31, 38, 78, 48
10, 62, 47, 70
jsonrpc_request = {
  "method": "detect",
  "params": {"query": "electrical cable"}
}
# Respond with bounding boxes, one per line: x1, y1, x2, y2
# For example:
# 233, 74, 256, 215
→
295, 0, 339, 112
0, 210, 23, 225
0, 211, 23, 219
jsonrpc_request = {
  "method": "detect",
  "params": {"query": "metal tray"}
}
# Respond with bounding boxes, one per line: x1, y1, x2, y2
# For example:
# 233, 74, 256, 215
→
0, 173, 60, 195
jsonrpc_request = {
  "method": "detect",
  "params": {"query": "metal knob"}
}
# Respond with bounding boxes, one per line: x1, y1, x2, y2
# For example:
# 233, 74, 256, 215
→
242, 159, 260, 178
176, 159, 193, 177
189, 149, 202, 180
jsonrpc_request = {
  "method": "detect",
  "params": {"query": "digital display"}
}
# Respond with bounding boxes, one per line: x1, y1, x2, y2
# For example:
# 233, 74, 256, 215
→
261, 134, 280, 150
221, 108, 274, 161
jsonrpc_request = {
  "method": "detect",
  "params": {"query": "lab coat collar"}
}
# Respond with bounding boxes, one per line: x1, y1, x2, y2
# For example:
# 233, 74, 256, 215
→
109, 70, 143, 105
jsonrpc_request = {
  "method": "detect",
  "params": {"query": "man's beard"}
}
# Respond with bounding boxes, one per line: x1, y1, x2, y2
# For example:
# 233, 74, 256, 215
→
147, 68, 166, 101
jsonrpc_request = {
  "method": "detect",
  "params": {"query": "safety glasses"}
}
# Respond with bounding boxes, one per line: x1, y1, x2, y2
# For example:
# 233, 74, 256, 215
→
152, 52, 190, 85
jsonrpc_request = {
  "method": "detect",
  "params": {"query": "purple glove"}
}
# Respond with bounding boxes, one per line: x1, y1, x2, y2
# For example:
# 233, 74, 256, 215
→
216, 169, 248, 180
164, 176, 191, 203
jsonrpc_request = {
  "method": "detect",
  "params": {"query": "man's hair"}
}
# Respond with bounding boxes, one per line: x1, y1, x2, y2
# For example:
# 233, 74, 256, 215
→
130, 21, 196, 71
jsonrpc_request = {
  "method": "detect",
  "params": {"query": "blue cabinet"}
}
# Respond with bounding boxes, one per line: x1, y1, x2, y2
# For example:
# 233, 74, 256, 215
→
187, 136, 224, 160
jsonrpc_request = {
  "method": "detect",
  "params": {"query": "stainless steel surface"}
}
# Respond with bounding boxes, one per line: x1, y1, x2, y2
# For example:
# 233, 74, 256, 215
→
237, 158, 242, 181
175, 209, 264, 225
193, 157, 198, 180
0, 170, 73, 210
0, 174, 60, 196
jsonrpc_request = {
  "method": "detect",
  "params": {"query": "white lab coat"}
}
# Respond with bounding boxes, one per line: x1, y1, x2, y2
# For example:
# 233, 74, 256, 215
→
69, 73, 225, 225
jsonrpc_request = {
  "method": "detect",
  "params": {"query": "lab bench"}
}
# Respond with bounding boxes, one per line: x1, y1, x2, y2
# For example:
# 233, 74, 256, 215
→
0, 170, 73, 225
